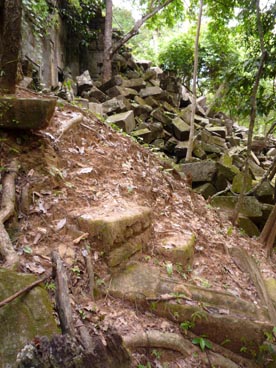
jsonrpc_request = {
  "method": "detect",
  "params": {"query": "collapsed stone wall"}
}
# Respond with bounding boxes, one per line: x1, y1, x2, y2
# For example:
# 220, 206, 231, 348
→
71, 56, 276, 237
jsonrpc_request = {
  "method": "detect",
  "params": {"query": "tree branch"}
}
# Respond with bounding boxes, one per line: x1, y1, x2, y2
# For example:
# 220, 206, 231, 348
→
111, 0, 174, 56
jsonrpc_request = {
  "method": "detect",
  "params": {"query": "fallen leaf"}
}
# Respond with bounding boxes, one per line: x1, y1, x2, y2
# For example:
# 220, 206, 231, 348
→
55, 218, 67, 231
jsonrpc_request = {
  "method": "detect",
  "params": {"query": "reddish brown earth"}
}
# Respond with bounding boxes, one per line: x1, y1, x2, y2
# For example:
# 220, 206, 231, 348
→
1, 88, 275, 367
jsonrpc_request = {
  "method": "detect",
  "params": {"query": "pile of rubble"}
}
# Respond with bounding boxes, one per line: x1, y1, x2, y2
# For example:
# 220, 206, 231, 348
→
63, 60, 275, 237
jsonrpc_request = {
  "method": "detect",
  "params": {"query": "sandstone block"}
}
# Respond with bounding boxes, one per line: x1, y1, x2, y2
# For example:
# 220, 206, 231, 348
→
74, 204, 152, 249
106, 110, 136, 133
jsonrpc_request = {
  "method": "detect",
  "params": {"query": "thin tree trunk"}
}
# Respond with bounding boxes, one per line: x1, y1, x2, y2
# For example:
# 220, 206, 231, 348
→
259, 204, 276, 255
231, 0, 267, 224
185, 0, 204, 161
0, 0, 22, 94
102, 0, 113, 82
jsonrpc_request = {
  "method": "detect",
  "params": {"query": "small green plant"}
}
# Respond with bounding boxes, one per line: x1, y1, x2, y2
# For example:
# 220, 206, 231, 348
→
95, 277, 105, 287
151, 349, 161, 359
191, 310, 208, 323
78, 309, 87, 320
137, 363, 151, 368
226, 226, 233, 236
192, 336, 212, 351
180, 320, 195, 333
150, 301, 157, 311
165, 262, 173, 276
240, 346, 247, 353
45, 281, 56, 292
71, 265, 81, 277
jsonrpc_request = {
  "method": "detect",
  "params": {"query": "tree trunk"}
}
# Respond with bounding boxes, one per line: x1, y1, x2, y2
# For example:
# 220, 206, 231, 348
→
102, 0, 113, 82
259, 204, 276, 255
231, 0, 267, 224
0, 0, 22, 94
185, 0, 204, 161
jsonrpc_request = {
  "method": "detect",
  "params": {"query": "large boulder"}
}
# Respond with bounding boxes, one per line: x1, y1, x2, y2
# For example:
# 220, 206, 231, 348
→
0, 97, 56, 130
76, 70, 93, 95
0, 269, 58, 367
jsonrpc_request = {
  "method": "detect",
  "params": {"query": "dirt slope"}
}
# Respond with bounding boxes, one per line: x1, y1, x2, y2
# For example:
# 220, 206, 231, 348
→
1, 91, 276, 367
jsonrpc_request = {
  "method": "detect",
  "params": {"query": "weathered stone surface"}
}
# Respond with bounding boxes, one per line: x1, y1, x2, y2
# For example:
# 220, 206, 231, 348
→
132, 128, 154, 143
238, 216, 260, 237
174, 141, 189, 160
0, 97, 56, 130
206, 126, 227, 139
89, 102, 103, 116
106, 110, 136, 133
87, 86, 107, 102
180, 160, 217, 182
192, 141, 207, 159
74, 97, 89, 109
0, 269, 58, 367
106, 86, 138, 99
216, 156, 240, 181
158, 233, 195, 268
76, 70, 93, 95
108, 238, 144, 267
144, 96, 159, 108
255, 180, 274, 203
194, 182, 217, 199
140, 86, 162, 98
74, 204, 152, 249
172, 117, 190, 141
151, 107, 172, 128
122, 78, 146, 91
99, 75, 123, 93
133, 103, 152, 118
201, 129, 226, 147
211, 196, 263, 217
102, 97, 129, 115
232, 172, 252, 193
109, 263, 271, 354
201, 142, 222, 154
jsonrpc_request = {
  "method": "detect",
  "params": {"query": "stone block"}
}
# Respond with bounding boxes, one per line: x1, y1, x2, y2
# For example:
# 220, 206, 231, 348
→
144, 96, 159, 108
194, 182, 217, 199
0, 97, 56, 130
140, 86, 162, 98
180, 160, 217, 182
174, 141, 189, 160
122, 78, 146, 91
206, 126, 227, 139
89, 102, 103, 116
201, 129, 226, 147
211, 196, 263, 217
0, 269, 58, 367
74, 204, 152, 249
238, 216, 260, 237
164, 137, 178, 154
132, 128, 154, 143
172, 117, 190, 141
151, 107, 172, 127
232, 172, 252, 193
99, 75, 123, 92
158, 232, 195, 268
106, 86, 138, 98
88, 86, 108, 102
106, 110, 136, 133
102, 96, 129, 115
76, 70, 93, 95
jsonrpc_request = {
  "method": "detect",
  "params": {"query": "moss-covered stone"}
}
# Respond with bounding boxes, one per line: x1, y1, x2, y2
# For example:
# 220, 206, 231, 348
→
0, 96, 56, 130
158, 233, 196, 268
0, 269, 59, 367
194, 182, 216, 199
237, 216, 260, 237
232, 172, 252, 193
211, 196, 263, 217
73, 204, 152, 250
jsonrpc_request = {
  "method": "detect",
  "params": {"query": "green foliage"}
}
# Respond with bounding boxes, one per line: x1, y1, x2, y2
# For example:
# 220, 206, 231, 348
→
192, 336, 212, 351
180, 320, 195, 333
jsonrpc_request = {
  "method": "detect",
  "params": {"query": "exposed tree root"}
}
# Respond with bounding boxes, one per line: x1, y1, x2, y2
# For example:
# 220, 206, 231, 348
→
55, 113, 83, 141
0, 158, 19, 268
124, 330, 241, 368
230, 246, 276, 325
